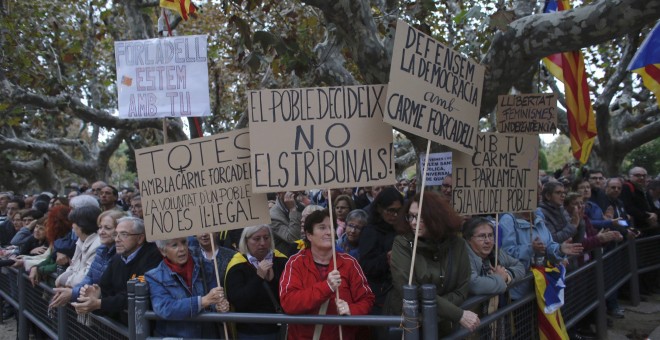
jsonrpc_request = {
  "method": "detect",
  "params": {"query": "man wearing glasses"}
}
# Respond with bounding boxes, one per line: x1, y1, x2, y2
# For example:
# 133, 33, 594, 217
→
72, 217, 161, 324
621, 167, 658, 232
621, 167, 659, 297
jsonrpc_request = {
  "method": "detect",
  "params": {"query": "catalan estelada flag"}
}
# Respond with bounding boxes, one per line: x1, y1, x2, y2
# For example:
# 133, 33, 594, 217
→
532, 264, 569, 340
542, 0, 597, 165
628, 22, 660, 108
160, 0, 197, 21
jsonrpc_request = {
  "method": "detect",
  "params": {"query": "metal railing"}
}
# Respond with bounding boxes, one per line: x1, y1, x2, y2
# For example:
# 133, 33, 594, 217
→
1, 234, 658, 340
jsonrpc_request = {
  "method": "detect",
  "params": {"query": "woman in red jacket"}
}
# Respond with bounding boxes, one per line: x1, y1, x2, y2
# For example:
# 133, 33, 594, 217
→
279, 209, 374, 340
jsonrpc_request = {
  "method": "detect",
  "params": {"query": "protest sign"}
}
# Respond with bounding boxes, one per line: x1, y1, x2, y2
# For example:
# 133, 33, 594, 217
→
496, 94, 558, 133
248, 84, 395, 193
385, 20, 485, 155
419, 152, 452, 186
452, 133, 538, 215
135, 129, 271, 241
115, 35, 211, 119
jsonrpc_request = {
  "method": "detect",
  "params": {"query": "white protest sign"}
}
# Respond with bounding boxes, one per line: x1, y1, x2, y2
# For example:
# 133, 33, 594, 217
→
248, 84, 396, 193
385, 20, 485, 155
452, 133, 538, 215
115, 35, 211, 119
419, 152, 452, 186
496, 94, 558, 133
135, 129, 271, 241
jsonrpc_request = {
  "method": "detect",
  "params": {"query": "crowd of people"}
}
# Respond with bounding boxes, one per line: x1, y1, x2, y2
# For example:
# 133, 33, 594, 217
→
0, 165, 658, 339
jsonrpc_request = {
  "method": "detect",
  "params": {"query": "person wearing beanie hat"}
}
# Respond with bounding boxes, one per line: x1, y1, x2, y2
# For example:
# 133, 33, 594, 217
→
55, 206, 102, 289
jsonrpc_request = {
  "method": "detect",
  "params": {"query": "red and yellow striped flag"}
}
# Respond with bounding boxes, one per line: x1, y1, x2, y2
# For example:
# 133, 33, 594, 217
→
160, 0, 197, 21
628, 22, 660, 108
542, 0, 597, 165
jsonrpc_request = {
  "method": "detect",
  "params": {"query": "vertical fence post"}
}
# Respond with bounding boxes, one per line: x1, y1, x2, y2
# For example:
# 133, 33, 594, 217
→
55, 265, 66, 339
127, 279, 136, 340
402, 284, 419, 340
593, 248, 607, 339
421, 284, 437, 340
17, 270, 28, 340
627, 238, 640, 306
135, 281, 150, 340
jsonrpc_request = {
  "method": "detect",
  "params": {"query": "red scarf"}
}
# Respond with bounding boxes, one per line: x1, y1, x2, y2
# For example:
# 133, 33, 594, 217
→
163, 253, 194, 289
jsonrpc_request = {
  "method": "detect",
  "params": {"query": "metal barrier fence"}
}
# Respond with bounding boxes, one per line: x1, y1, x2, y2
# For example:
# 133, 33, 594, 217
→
1, 235, 659, 340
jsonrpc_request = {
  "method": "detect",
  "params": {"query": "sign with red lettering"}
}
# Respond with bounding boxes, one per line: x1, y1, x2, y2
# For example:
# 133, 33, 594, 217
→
496, 94, 558, 133
115, 35, 211, 119
135, 129, 271, 241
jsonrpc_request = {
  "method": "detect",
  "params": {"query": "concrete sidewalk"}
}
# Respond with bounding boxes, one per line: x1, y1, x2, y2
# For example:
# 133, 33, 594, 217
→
609, 291, 660, 340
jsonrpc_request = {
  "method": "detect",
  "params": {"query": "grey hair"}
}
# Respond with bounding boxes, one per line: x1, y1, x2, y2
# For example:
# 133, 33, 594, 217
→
117, 216, 145, 234
69, 194, 100, 209
345, 209, 368, 225
238, 224, 275, 255
154, 238, 187, 251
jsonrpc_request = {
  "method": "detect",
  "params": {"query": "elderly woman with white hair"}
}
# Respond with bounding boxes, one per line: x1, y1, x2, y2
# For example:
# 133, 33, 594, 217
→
225, 224, 288, 340
144, 237, 230, 338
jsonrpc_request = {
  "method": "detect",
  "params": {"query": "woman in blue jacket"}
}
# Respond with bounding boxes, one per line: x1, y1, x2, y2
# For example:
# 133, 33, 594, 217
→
145, 237, 230, 338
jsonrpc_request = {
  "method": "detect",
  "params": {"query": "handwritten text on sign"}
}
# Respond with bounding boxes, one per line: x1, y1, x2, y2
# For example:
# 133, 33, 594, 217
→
496, 94, 557, 133
135, 129, 270, 241
248, 85, 395, 192
115, 35, 211, 119
452, 133, 538, 215
385, 20, 485, 155
419, 152, 452, 186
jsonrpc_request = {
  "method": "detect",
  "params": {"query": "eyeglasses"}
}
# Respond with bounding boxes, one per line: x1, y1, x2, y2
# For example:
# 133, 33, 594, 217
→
346, 223, 364, 232
405, 213, 423, 223
113, 232, 142, 240
472, 233, 494, 242
383, 207, 400, 216
589, 176, 605, 181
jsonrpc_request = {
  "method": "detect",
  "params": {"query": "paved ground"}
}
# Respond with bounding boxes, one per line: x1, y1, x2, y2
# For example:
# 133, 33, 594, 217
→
1, 294, 659, 339
608, 291, 660, 340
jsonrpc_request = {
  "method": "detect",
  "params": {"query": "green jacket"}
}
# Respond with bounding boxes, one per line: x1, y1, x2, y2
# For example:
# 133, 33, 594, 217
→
384, 233, 470, 335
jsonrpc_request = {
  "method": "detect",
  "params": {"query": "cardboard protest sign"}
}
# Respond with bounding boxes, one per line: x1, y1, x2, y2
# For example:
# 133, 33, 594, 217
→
419, 152, 452, 186
248, 84, 395, 193
496, 94, 558, 133
135, 129, 271, 241
385, 20, 485, 155
452, 133, 538, 215
115, 35, 211, 119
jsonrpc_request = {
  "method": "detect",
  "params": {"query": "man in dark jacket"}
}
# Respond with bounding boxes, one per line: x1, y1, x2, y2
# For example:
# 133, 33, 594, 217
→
72, 216, 161, 324
621, 167, 658, 233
